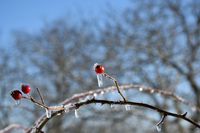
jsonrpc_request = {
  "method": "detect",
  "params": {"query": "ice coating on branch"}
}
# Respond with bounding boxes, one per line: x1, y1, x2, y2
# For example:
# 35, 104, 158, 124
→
110, 104, 118, 110
125, 105, 131, 111
86, 95, 94, 100
57, 113, 62, 116
156, 125, 162, 132
150, 89, 155, 93
100, 91, 105, 95
63, 103, 74, 113
75, 109, 79, 118
93, 93, 98, 98
97, 74, 103, 87
139, 87, 143, 91
45, 109, 52, 118
15, 100, 21, 106
110, 104, 114, 108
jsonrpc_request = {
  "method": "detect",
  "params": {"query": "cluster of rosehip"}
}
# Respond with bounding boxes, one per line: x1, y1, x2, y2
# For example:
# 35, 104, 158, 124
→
10, 84, 31, 101
9, 63, 105, 101
9, 63, 127, 120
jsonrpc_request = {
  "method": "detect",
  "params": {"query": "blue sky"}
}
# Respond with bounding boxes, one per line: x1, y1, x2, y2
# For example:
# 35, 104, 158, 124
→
0, 0, 131, 45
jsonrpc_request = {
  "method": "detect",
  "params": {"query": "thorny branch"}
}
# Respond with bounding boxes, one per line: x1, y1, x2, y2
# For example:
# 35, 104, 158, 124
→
2, 84, 200, 133
26, 85, 200, 132
27, 97, 200, 133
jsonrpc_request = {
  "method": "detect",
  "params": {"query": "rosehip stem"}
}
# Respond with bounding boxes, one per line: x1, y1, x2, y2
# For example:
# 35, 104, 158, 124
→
114, 80, 127, 102
103, 73, 126, 102
23, 96, 48, 109
36, 88, 45, 105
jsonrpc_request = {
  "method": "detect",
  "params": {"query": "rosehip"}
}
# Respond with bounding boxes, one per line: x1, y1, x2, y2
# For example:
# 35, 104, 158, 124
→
95, 64, 105, 74
11, 90, 22, 100
21, 84, 31, 94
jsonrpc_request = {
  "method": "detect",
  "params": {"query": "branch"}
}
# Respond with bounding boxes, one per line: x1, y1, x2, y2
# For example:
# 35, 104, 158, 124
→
36, 88, 45, 105
61, 84, 200, 112
75, 98, 200, 128
24, 84, 200, 132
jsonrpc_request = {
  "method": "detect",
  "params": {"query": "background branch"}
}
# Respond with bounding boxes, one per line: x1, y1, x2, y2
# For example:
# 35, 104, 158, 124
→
0, 124, 26, 133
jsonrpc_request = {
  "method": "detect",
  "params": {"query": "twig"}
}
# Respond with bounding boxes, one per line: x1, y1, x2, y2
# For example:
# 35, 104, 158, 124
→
157, 114, 166, 127
36, 88, 45, 105
75, 99, 200, 128
23, 96, 48, 109
103, 73, 126, 101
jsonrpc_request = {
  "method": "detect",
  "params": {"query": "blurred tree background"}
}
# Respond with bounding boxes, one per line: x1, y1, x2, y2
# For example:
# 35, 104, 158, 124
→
0, 0, 200, 133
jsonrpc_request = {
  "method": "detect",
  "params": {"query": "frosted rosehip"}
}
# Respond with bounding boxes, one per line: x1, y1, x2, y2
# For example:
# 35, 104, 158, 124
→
11, 90, 22, 100
95, 65, 105, 74
21, 84, 31, 94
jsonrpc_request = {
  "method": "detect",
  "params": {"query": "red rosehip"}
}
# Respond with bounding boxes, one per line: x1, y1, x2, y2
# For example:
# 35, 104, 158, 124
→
95, 65, 105, 74
11, 90, 22, 100
21, 84, 31, 94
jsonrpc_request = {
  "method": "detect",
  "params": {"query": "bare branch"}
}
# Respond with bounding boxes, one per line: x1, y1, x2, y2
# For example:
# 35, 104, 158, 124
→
25, 84, 200, 132
36, 88, 45, 105
75, 99, 200, 128
156, 114, 166, 128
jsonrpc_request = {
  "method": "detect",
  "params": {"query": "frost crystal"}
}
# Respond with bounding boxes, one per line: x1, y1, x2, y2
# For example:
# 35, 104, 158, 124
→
139, 87, 143, 91
93, 93, 98, 98
75, 109, 79, 118
150, 89, 155, 93
100, 91, 105, 95
156, 124, 162, 132
86, 95, 93, 100
15, 100, 21, 106
125, 105, 131, 111
45, 109, 52, 118
63, 104, 73, 113
97, 74, 103, 87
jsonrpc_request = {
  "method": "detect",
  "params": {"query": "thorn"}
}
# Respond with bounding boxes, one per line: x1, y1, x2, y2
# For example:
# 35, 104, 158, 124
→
182, 112, 187, 117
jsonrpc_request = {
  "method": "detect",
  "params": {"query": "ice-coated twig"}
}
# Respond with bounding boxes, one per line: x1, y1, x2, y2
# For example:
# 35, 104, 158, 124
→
36, 88, 45, 105
23, 84, 200, 132
156, 114, 166, 132
103, 73, 126, 101
45, 109, 52, 118
61, 84, 200, 112
75, 99, 200, 128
